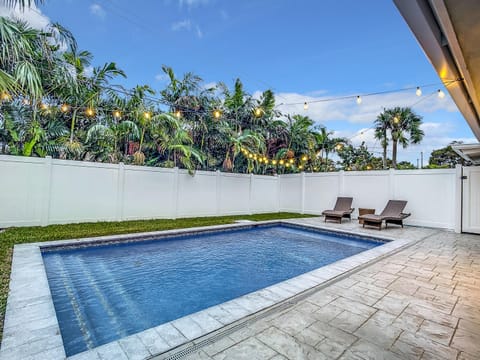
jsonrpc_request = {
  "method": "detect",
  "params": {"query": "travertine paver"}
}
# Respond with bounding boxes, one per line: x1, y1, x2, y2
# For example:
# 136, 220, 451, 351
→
168, 219, 480, 360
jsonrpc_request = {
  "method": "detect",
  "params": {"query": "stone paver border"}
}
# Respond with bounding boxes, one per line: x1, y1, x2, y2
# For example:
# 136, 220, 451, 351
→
0, 219, 426, 360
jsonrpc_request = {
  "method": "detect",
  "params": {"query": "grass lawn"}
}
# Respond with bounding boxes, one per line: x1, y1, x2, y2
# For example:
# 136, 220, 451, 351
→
0, 212, 314, 342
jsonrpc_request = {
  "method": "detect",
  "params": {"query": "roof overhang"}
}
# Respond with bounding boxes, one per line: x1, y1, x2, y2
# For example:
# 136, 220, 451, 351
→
393, 0, 480, 140
453, 143, 480, 165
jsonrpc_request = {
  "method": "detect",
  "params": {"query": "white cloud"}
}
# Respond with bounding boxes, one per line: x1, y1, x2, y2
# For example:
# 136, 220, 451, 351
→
203, 82, 217, 89
90, 3, 106, 19
83, 65, 94, 77
171, 19, 191, 31
220, 9, 228, 20
0, 3, 50, 29
272, 89, 459, 125
178, 0, 211, 9
196, 25, 203, 38
171, 19, 204, 38
333, 122, 477, 165
261, 87, 470, 164
155, 73, 169, 82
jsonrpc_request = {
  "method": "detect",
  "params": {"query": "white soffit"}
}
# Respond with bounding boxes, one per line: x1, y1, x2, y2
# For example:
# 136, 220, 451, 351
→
393, 0, 480, 140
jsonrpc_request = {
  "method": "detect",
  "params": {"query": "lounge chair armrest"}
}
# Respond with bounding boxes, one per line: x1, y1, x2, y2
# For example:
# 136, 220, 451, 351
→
401, 212, 411, 218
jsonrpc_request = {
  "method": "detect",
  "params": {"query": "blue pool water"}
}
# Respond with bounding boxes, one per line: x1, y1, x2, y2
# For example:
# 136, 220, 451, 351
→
42, 224, 382, 356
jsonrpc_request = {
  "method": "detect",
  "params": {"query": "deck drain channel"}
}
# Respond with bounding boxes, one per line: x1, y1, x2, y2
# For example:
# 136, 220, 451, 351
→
150, 230, 440, 360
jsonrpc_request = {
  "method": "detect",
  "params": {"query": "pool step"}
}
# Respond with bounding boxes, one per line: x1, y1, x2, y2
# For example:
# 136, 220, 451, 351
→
54, 255, 97, 350
72, 257, 128, 340
94, 261, 151, 329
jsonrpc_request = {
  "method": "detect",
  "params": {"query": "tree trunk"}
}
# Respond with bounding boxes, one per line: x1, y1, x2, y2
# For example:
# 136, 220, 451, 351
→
70, 109, 77, 143
382, 130, 387, 169
392, 139, 398, 169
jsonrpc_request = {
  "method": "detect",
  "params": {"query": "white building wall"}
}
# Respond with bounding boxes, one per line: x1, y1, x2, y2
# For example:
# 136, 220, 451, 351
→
0, 155, 458, 230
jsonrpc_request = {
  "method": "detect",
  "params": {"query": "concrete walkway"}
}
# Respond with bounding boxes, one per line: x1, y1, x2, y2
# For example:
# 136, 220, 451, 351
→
168, 220, 480, 360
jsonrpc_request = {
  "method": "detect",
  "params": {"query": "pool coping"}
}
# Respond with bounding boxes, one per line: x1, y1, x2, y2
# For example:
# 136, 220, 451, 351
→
0, 220, 416, 360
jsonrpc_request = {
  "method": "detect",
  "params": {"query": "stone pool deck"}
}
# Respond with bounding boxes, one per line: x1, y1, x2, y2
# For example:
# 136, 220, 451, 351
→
157, 219, 480, 360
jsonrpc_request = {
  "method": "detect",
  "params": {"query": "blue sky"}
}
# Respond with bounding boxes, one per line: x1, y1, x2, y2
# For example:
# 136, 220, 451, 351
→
2, 0, 476, 164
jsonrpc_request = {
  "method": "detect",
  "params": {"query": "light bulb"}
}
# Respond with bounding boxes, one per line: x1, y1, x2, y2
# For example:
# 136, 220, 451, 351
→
113, 110, 121, 119
213, 109, 221, 119
393, 116, 400, 124
254, 107, 263, 117
335, 143, 343, 151
272, 160, 277, 165
438, 89, 445, 99
144, 111, 151, 119
174, 110, 181, 118
60, 104, 70, 113
303, 102, 309, 110
416, 87, 422, 96
302, 155, 308, 161
356, 96, 362, 105
40, 103, 49, 111
279, 160, 285, 165
86, 108, 95, 117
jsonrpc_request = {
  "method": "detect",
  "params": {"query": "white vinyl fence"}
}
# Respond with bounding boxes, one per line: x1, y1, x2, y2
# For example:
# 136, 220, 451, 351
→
0, 155, 461, 230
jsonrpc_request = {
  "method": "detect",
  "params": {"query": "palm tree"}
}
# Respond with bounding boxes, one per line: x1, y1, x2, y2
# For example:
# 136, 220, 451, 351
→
377, 107, 424, 168
374, 110, 390, 169
151, 113, 204, 173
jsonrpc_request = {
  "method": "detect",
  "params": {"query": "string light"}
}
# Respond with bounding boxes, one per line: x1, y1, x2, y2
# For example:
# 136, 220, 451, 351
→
22, 99, 30, 105
213, 109, 222, 119
335, 143, 344, 151
301, 155, 308, 161
174, 110, 181, 118
60, 104, 70, 113
289, 159, 294, 164
279, 159, 285, 165
303, 102, 309, 110
438, 89, 445, 99
416, 87, 422, 96
356, 96, 362, 105
40, 103, 49, 111
113, 110, 122, 119
393, 116, 400, 124
144, 111, 152, 119
85, 108, 95, 117
253, 107, 263, 117
281, 80, 458, 108
1, 92, 11, 101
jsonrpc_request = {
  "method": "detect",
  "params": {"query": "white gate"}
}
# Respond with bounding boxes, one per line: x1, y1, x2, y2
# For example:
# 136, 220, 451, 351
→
462, 166, 480, 234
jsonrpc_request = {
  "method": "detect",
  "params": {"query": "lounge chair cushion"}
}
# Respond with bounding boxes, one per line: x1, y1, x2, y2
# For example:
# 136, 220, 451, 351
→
358, 214, 383, 223
322, 210, 349, 217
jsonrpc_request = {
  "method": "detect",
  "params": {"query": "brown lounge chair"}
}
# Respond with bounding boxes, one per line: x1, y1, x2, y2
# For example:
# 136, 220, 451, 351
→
322, 197, 354, 223
358, 200, 411, 230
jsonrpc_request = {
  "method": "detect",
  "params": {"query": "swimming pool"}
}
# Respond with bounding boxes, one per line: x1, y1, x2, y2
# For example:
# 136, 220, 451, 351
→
41, 224, 384, 356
